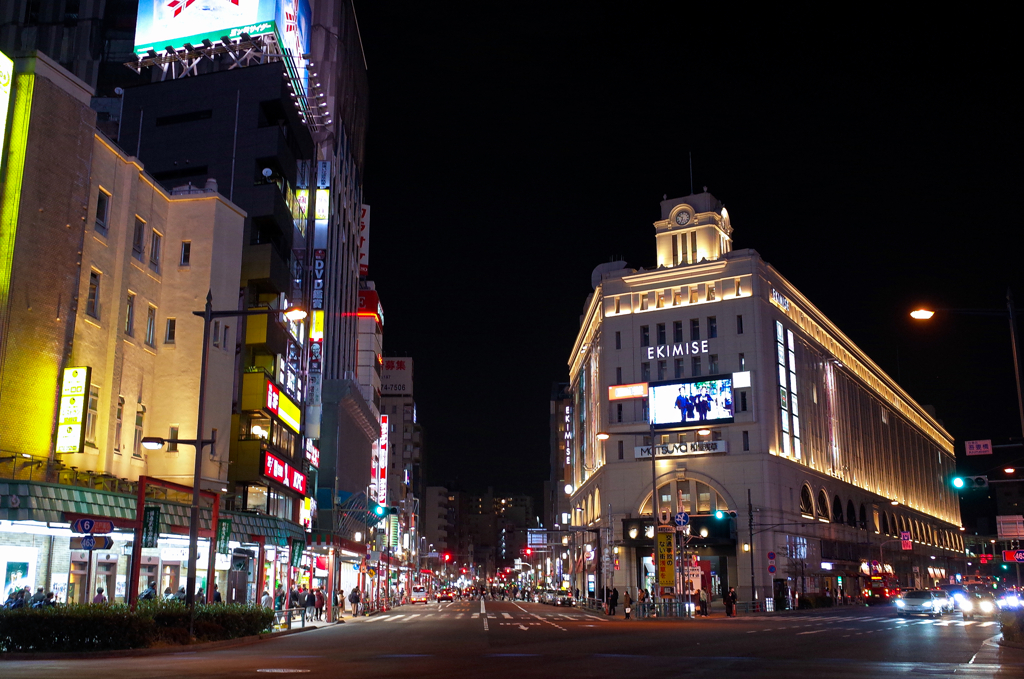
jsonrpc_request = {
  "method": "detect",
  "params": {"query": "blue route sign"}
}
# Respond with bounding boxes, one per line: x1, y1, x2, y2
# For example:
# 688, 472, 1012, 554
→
674, 512, 689, 527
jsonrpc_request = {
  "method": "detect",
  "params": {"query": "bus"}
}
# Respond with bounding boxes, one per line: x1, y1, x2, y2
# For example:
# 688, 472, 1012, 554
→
863, 574, 900, 605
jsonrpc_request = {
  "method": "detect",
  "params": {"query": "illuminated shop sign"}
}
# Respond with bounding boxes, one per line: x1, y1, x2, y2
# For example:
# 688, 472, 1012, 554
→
359, 205, 370, 277
608, 383, 648, 400
563, 406, 572, 467
634, 440, 728, 458
265, 379, 301, 433
648, 375, 735, 429
305, 439, 319, 468
643, 340, 709, 361
262, 451, 307, 495
377, 414, 389, 503
56, 366, 92, 454
0, 50, 12, 166
770, 288, 791, 312
358, 290, 384, 327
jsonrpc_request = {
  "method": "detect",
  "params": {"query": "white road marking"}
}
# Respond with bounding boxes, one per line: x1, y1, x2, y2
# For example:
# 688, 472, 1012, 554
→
481, 599, 488, 631
796, 630, 827, 635
531, 613, 567, 632
401, 615, 420, 623
502, 612, 513, 619
471, 613, 479, 618
385, 615, 406, 623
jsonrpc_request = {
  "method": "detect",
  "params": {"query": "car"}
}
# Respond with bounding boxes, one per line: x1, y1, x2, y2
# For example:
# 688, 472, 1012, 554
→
410, 585, 428, 604
553, 590, 574, 607
998, 590, 1022, 610
436, 589, 454, 602
895, 590, 948, 617
961, 592, 999, 619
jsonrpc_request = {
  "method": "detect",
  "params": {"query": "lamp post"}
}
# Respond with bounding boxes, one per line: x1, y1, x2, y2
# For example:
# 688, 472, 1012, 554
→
161, 290, 305, 637
911, 289, 1024, 439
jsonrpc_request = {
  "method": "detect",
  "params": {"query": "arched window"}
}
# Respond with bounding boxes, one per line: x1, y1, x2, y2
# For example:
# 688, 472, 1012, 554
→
816, 490, 829, 522
881, 513, 890, 535
859, 504, 868, 530
832, 495, 843, 524
594, 487, 602, 520
799, 485, 814, 517
586, 494, 593, 524
846, 500, 857, 527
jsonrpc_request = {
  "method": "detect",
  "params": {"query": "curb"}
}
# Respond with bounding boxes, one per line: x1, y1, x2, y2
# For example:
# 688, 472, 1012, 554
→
0, 625, 328, 661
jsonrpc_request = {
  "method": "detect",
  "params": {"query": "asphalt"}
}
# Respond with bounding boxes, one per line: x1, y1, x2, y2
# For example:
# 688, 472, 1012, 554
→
3, 600, 1024, 678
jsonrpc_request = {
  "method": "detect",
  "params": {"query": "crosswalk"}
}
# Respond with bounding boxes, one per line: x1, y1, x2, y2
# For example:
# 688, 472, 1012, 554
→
359, 611, 602, 624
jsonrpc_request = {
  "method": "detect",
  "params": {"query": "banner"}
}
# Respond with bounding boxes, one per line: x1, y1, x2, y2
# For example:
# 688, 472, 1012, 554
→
656, 529, 675, 588
290, 538, 305, 568
142, 506, 161, 548
216, 519, 232, 555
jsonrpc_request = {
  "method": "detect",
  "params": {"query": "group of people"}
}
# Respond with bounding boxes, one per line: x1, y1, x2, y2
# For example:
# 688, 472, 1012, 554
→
600, 585, 739, 618
4, 586, 56, 608
674, 386, 732, 422
265, 584, 329, 620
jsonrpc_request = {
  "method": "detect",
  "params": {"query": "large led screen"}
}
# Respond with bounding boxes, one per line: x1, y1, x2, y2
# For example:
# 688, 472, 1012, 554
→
648, 376, 734, 429
133, 0, 310, 62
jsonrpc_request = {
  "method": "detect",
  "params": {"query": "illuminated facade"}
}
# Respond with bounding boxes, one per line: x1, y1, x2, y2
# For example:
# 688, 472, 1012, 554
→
566, 191, 963, 605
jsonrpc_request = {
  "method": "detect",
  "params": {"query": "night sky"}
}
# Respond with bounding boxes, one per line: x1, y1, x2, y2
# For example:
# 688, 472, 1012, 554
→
355, 6, 1024, 508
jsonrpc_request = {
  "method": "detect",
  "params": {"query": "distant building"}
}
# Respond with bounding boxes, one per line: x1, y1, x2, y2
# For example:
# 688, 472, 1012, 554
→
545, 382, 573, 530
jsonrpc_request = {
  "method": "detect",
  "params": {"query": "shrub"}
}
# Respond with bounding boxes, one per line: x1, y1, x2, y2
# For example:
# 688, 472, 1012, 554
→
0, 601, 275, 652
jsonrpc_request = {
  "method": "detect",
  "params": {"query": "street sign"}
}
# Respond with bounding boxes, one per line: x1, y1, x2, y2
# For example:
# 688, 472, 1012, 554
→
768, 565, 776, 574
965, 439, 992, 456
72, 518, 114, 534
767, 551, 776, 560
674, 512, 690, 527
656, 525, 676, 533
1003, 550, 1024, 563
71, 536, 113, 550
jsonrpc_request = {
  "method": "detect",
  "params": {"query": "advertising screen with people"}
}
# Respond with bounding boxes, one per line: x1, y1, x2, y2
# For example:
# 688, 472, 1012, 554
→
648, 376, 734, 429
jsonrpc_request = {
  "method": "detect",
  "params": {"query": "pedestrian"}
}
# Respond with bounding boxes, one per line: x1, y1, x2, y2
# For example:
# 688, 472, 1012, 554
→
174, 586, 187, 601
29, 587, 45, 605
315, 587, 325, 620
163, 587, 174, 600
140, 580, 157, 601
92, 587, 107, 604
623, 590, 632, 620
213, 583, 222, 603
274, 587, 285, 611
261, 590, 274, 609
348, 587, 360, 617
289, 586, 300, 609
699, 587, 709, 617
609, 587, 619, 616
304, 587, 316, 620
725, 587, 737, 617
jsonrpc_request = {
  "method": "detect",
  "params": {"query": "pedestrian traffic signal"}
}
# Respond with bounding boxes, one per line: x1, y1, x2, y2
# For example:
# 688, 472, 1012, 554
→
952, 476, 988, 491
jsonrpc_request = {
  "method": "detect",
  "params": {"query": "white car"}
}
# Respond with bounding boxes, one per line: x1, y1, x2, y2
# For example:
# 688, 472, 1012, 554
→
896, 590, 948, 617
410, 586, 428, 604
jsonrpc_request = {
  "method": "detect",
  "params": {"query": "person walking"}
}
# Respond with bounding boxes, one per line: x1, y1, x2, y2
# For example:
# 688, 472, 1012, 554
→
92, 587, 107, 604
314, 587, 325, 620
724, 587, 738, 617
304, 587, 316, 620
261, 590, 274, 608
609, 587, 619, 616
623, 590, 633, 620
348, 587, 360, 617
140, 580, 157, 601
212, 583, 222, 603
699, 587, 709, 617
274, 587, 285, 610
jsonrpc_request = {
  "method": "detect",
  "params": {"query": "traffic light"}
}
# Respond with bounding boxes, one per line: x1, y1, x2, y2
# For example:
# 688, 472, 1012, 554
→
374, 505, 385, 516
443, 553, 452, 563
522, 547, 533, 557
952, 476, 988, 491
715, 510, 737, 519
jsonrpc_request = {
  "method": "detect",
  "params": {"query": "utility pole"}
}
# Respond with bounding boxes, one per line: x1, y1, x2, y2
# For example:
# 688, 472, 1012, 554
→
748, 489, 756, 605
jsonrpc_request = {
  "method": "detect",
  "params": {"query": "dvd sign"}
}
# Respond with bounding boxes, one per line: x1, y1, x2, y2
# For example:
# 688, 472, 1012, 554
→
311, 249, 325, 311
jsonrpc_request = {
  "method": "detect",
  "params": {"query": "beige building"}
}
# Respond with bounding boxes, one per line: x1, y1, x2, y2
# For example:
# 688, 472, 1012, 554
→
566, 191, 963, 607
68, 135, 244, 489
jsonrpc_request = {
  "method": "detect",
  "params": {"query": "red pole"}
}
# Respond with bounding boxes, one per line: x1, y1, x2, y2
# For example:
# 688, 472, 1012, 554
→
127, 476, 148, 608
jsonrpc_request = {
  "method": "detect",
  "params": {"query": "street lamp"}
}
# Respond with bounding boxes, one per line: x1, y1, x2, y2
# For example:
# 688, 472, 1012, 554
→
178, 291, 305, 633
910, 289, 1024, 439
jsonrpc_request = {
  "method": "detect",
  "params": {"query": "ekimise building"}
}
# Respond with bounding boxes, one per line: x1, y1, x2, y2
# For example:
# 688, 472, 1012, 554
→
565, 191, 963, 605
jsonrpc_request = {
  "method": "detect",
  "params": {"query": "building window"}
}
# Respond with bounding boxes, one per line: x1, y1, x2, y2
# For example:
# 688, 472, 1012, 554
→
616, 367, 622, 384
674, 358, 684, 379
738, 353, 745, 371
616, 403, 623, 423
735, 278, 743, 296
114, 397, 124, 453
180, 241, 191, 266
167, 426, 179, 452
739, 391, 748, 412
690, 319, 700, 341
95, 189, 110, 234
145, 306, 156, 347
212, 320, 220, 347
641, 362, 650, 381
614, 297, 620, 314
640, 295, 649, 311
125, 293, 135, 336
656, 323, 666, 345
689, 287, 698, 304
641, 399, 648, 422
657, 360, 666, 380
706, 284, 716, 301
673, 321, 683, 343
165, 318, 176, 343
615, 331, 621, 350
691, 357, 701, 377
223, 325, 230, 349
133, 406, 145, 458
132, 217, 146, 260
87, 271, 100, 318
708, 316, 717, 338
640, 326, 649, 347
85, 386, 99, 445
742, 430, 749, 451
737, 314, 744, 334
708, 354, 718, 374
617, 440, 624, 460
149, 230, 162, 270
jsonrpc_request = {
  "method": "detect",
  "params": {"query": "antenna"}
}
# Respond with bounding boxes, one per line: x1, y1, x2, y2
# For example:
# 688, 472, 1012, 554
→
689, 152, 694, 195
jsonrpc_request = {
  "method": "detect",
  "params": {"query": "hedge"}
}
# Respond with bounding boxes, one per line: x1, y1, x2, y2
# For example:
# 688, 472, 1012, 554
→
0, 601, 274, 652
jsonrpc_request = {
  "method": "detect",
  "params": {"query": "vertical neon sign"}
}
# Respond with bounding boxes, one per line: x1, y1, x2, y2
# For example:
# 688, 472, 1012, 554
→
377, 414, 388, 503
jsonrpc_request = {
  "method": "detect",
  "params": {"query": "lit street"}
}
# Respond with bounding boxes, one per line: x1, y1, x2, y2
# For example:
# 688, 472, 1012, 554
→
3, 601, 1023, 678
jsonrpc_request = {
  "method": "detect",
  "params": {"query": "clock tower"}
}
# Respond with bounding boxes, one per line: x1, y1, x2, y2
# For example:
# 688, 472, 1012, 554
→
654, 189, 733, 268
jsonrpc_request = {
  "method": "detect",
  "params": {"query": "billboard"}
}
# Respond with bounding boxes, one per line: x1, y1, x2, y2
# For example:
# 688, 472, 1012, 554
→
648, 375, 734, 429
56, 367, 91, 454
381, 357, 412, 396
133, 0, 311, 82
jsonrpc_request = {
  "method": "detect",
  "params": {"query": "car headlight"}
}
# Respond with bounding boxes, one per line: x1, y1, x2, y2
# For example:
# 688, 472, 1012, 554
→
961, 600, 973, 611
896, 599, 905, 607
954, 593, 965, 603
981, 601, 994, 613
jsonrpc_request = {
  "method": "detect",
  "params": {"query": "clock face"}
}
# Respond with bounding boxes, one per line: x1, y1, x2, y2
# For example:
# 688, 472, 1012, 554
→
674, 211, 691, 226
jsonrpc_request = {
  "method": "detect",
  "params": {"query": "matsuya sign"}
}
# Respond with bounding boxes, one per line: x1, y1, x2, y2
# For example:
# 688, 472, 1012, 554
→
635, 440, 727, 458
